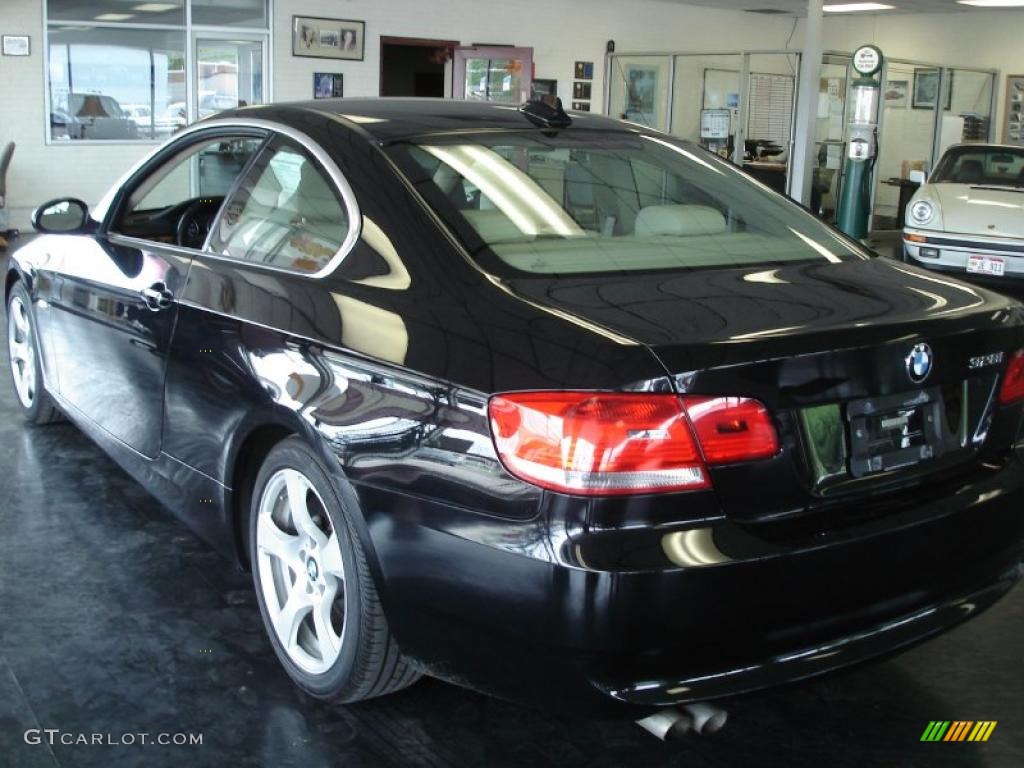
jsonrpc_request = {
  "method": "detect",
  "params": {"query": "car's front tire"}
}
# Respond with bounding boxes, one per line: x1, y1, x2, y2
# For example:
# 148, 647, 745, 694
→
6, 282, 62, 425
249, 437, 421, 702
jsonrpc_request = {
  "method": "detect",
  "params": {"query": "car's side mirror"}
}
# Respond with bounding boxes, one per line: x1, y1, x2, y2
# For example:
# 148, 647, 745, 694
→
32, 198, 90, 233
908, 170, 927, 185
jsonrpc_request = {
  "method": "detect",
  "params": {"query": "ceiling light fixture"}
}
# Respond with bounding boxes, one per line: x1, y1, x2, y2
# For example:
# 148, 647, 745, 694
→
94, 13, 136, 21
132, 3, 180, 11
823, 3, 895, 11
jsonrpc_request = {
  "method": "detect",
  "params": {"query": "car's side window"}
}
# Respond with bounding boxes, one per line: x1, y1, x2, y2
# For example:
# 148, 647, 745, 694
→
207, 138, 350, 275
111, 135, 265, 247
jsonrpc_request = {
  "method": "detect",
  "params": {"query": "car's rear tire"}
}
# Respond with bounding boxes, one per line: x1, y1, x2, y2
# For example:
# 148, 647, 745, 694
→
6, 282, 62, 425
249, 437, 421, 702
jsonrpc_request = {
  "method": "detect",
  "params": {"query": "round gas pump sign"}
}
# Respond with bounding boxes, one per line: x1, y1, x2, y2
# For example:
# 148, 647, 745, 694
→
852, 45, 883, 76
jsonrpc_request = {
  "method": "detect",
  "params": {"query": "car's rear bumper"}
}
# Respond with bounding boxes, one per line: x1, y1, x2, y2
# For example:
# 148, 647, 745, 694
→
354, 450, 1024, 714
904, 227, 1024, 277
599, 566, 1020, 707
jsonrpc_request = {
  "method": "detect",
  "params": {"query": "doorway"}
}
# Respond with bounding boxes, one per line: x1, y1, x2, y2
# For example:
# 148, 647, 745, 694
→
193, 36, 265, 119
380, 37, 457, 97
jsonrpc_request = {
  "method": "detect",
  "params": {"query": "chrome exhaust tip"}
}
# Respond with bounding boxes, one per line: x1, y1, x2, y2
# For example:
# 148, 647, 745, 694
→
636, 702, 727, 740
635, 708, 693, 741
682, 702, 728, 734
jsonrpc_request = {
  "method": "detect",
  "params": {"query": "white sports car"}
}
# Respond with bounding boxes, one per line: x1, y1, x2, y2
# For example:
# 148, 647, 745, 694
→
903, 144, 1024, 279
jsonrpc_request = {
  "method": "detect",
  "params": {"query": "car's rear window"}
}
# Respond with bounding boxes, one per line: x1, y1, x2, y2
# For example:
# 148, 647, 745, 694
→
386, 131, 863, 276
932, 146, 1024, 187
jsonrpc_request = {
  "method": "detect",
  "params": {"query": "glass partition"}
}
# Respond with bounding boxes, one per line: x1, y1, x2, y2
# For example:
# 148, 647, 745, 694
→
873, 61, 939, 230
607, 55, 671, 131
669, 54, 742, 146
812, 55, 851, 222
944, 69, 995, 150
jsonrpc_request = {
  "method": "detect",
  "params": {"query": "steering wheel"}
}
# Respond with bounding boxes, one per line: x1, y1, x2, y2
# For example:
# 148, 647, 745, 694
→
176, 198, 223, 249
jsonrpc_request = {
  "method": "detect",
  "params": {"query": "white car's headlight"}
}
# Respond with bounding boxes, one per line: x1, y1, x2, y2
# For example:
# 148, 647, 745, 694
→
909, 200, 935, 225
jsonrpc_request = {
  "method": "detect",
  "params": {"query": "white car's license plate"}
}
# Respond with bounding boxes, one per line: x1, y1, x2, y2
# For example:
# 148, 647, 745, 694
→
967, 255, 1006, 277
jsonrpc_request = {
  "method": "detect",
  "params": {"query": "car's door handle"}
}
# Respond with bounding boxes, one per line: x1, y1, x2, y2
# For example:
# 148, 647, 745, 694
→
141, 282, 174, 310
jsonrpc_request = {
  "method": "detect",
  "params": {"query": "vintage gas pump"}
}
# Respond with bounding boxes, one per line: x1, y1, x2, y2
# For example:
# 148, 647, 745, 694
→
836, 45, 883, 240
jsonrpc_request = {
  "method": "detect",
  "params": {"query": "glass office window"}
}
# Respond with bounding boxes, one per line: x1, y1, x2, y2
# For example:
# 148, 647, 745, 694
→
191, 0, 267, 28
47, 0, 185, 25
47, 26, 187, 142
45, 1, 269, 143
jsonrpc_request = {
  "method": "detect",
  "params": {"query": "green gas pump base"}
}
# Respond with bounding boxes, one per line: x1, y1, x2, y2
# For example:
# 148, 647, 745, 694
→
836, 156, 871, 240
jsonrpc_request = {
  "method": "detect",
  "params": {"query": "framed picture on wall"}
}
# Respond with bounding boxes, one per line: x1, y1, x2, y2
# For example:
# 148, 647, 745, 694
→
313, 72, 344, 99
573, 81, 592, 100
884, 80, 908, 109
293, 16, 365, 61
574, 61, 594, 80
912, 69, 953, 110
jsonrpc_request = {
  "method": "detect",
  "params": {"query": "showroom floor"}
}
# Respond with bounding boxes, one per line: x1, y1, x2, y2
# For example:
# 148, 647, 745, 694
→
1, 240, 1022, 768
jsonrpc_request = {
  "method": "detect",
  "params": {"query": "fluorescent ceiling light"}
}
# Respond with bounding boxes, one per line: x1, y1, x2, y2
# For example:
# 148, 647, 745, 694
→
132, 3, 179, 10
94, 13, 135, 20
957, 0, 1024, 6
823, 3, 895, 11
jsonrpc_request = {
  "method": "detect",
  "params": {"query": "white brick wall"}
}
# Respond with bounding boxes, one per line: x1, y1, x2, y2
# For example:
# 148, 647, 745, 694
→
2, 0, 1022, 230
0, 0, 803, 229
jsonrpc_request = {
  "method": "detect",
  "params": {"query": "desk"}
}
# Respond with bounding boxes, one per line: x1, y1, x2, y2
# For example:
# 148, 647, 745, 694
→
882, 177, 922, 226
743, 162, 788, 194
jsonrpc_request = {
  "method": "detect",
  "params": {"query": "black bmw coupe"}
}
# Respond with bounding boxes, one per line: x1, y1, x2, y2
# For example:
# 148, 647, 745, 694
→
7, 99, 1024, 714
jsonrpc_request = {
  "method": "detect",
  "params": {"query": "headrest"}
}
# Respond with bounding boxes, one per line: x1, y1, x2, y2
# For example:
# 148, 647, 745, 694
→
634, 204, 727, 237
958, 159, 983, 183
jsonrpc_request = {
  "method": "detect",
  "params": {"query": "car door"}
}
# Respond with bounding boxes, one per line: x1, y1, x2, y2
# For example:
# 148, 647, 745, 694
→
160, 131, 363, 477
45, 128, 267, 458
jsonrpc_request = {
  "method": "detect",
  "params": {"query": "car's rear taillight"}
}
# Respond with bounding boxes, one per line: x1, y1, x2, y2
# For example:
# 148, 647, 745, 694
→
683, 396, 780, 464
998, 349, 1024, 405
487, 392, 778, 496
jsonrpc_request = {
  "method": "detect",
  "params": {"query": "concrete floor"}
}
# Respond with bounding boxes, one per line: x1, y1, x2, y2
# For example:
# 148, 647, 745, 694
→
1, 241, 1023, 768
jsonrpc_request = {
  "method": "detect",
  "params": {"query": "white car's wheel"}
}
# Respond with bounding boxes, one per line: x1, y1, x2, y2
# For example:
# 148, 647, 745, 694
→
250, 437, 420, 701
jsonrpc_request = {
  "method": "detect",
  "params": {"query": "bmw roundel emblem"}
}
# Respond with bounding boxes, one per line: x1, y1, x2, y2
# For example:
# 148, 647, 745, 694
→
906, 343, 933, 384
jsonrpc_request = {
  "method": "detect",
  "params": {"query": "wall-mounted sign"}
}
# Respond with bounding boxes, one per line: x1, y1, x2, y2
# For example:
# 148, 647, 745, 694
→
852, 45, 882, 77
2, 35, 30, 56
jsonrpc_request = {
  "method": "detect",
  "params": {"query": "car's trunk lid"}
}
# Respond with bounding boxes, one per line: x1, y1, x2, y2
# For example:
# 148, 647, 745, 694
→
506, 257, 1024, 519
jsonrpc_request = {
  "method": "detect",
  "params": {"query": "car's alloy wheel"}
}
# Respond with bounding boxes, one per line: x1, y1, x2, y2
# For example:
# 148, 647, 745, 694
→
249, 438, 421, 702
8, 294, 36, 409
6, 284, 61, 425
255, 467, 347, 675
